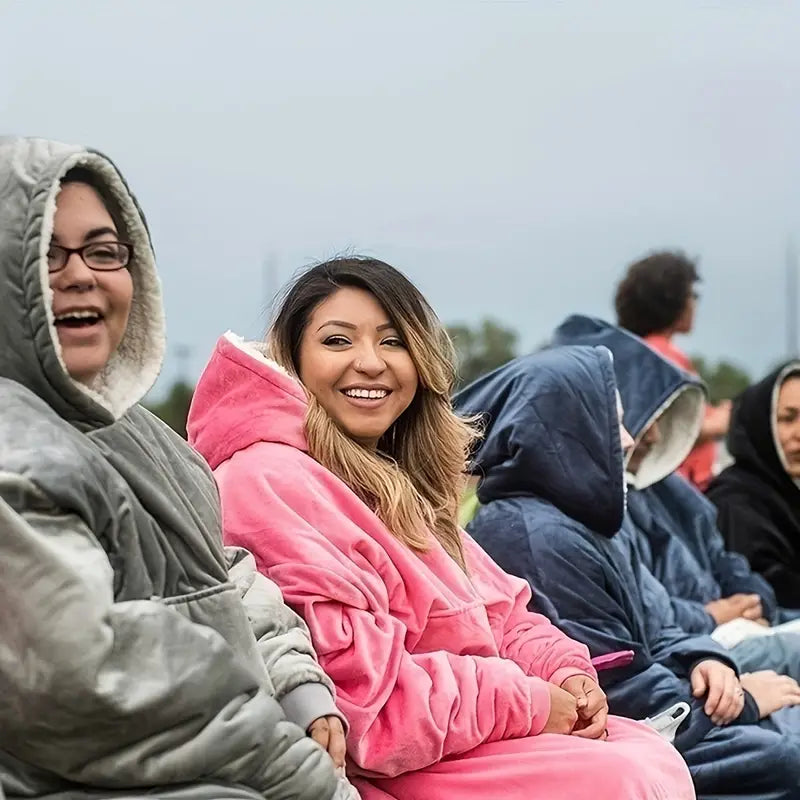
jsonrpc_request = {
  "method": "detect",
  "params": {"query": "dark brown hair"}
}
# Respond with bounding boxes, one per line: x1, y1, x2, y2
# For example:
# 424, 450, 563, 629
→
615, 250, 700, 336
269, 256, 479, 569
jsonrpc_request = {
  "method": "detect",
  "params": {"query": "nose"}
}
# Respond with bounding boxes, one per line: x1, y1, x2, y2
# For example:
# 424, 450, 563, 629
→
645, 421, 662, 445
354, 344, 386, 376
620, 425, 635, 453
52, 251, 98, 291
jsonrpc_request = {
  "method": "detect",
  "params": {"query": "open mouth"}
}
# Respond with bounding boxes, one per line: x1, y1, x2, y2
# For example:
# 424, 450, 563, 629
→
54, 310, 104, 329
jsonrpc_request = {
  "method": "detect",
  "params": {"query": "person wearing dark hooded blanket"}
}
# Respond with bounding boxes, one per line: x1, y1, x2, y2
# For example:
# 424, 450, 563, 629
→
553, 315, 800, 680
456, 346, 800, 800
0, 138, 343, 800
707, 363, 800, 608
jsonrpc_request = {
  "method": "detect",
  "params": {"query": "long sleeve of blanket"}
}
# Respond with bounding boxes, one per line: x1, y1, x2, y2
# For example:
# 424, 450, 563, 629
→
224, 471, 553, 779
637, 565, 737, 676
664, 476, 779, 618
226, 546, 343, 732
670, 596, 717, 635
462, 535, 597, 687
715, 496, 800, 608
516, 521, 751, 752
0, 476, 335, 799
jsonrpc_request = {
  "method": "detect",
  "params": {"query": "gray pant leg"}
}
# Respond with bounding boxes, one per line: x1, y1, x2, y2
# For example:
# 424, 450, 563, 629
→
731, 632, 800, 680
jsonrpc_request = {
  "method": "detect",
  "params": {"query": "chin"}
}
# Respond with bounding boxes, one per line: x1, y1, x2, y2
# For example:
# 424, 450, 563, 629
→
64, 359, 105, 384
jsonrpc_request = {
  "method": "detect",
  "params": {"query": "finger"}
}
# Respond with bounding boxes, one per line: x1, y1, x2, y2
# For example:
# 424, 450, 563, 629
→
571, 714, 607, 739
741, 605, 762, 620
581, 690, 608, 719
724, 676, 745, 723
715, 674, 739, 723
571, 689, 589, 712
704, 674, 724, 716
327, 719, 347, 768
308, 719, 330, 750
691, 667, 708, 698
785, 689, 800, 707
716, 680, 743, 724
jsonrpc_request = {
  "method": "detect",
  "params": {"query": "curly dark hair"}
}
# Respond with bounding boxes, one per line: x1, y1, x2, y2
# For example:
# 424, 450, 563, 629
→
614, 250, 701, 336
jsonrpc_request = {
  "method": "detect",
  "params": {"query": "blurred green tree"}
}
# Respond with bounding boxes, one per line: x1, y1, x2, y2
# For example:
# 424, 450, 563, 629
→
146, 381, 194, 439
691, 356, 751, 404
448, 318, 519, 388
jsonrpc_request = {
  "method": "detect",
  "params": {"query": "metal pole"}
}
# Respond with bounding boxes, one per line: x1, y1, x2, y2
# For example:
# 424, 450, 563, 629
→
174, 344, 193, 383
788, 240, 798, 358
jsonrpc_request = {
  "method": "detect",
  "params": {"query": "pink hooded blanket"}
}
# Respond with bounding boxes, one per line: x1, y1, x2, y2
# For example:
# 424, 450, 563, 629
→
189, 333, 695, 800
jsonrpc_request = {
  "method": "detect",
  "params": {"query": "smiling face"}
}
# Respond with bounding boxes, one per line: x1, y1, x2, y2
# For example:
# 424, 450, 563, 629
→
776, 375, 800, 478
297, 286, 419, 449
48, 181, 133, 384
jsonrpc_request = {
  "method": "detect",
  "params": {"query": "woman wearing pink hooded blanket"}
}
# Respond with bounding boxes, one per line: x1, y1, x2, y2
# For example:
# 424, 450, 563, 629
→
188, 257, 694, 800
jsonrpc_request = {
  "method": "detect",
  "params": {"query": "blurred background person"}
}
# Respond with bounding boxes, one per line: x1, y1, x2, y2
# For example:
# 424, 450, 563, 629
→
615, 250, 731, 490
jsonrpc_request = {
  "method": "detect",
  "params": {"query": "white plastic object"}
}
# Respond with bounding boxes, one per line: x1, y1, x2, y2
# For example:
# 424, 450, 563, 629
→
641, 702, 691, 743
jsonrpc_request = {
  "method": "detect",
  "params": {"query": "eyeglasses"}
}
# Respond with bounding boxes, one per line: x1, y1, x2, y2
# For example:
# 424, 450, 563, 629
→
47, 241, 133, 274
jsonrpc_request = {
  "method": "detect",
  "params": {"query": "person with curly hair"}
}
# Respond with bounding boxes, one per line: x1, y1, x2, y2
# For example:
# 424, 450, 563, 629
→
615, 250, 731, 490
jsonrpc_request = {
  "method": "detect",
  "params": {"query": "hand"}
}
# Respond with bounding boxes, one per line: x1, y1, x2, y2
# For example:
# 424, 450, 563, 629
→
741, 671, 800, 719
308, 716, 347, 769
691, 660, 745, 725
706, 401, 732, 439
705, 594, 763, 625
560, 674, 609, 740
542, 683, 579, 735
754, 618, 771, 628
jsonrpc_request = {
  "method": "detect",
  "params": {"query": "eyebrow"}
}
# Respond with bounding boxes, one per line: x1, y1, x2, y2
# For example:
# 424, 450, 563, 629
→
51, 226, 119, 244
317, 320, 396, 333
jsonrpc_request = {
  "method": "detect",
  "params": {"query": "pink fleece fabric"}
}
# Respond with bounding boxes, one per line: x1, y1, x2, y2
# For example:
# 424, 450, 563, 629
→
188, 335, 695, 800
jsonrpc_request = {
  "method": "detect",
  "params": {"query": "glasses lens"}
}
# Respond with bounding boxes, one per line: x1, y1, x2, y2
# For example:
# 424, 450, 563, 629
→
84, 242, 130, 270
47, 246, 66, 273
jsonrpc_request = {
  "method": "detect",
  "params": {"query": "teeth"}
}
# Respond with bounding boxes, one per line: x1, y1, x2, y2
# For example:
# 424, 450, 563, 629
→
55, 310, 101, 322
344, 389, 388, 399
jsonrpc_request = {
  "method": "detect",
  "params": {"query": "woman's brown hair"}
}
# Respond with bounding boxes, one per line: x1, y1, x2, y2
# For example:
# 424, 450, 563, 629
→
269, 256, 479, 570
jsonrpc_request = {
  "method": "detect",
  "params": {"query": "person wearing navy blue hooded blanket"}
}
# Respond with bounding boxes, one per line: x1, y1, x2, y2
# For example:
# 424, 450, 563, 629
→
552, 315, 800, 677
455, 345, 800, 800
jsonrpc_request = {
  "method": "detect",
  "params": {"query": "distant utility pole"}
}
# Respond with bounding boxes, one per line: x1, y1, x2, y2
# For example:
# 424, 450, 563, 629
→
174, 344, 193, 384
788, 240, 798, 358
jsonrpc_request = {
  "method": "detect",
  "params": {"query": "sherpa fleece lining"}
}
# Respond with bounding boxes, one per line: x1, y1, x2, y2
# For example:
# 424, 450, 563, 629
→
626, 385, 704, 490
771, 362, 800, 481
40, 152, 165, 419
223, 331, 295, 380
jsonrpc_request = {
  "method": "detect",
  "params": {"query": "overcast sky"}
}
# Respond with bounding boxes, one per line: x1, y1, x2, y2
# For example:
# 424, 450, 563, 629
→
2, 1, 798, 395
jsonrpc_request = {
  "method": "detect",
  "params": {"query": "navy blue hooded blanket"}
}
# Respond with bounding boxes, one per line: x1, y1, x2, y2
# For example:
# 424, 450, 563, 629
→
455, 346, 800, 799
552, 315, 777, 634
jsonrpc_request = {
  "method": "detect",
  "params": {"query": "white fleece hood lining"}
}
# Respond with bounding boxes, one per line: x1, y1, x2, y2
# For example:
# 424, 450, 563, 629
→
40, 153, 165, 419
627, 385, 705, 490
771, 362, 800, 483
222, 331, 296, 381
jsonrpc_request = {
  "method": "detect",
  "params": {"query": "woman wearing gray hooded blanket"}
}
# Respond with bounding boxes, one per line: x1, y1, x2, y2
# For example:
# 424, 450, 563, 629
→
0, 137, 353, 800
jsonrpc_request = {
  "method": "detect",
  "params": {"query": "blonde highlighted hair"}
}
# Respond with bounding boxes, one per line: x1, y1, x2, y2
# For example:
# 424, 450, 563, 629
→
268, 257, 479, 570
